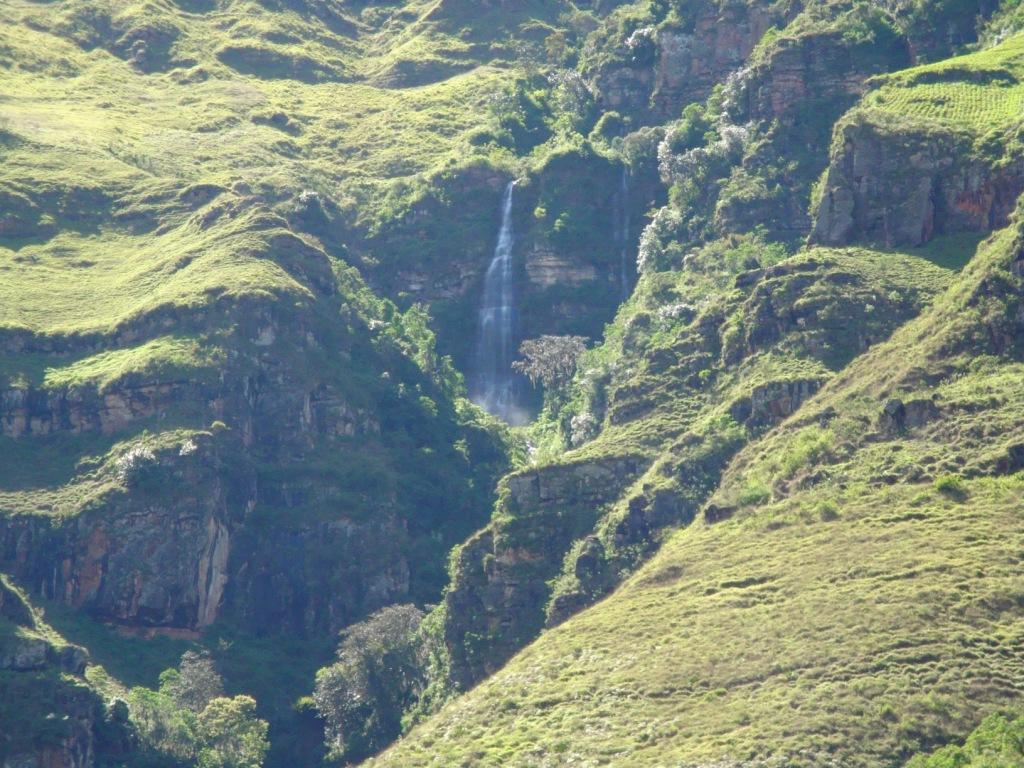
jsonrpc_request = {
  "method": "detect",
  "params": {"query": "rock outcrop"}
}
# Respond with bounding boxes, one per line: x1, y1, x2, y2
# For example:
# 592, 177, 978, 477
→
0, 578, 130, 768
0, 262, 502, 638
1, 382, 201, 438
713, 10, 912, 239
730, 20, 910, 128
589, 3, 790, 122
1, 388, 444, 640
813, 115, 1024, 247
442, 457, 642, 689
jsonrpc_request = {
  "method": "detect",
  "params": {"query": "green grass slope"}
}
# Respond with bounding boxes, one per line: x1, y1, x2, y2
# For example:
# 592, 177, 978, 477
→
408, 231, 971, 718
368, 207, 1024, 768
859, 33, 1024, 132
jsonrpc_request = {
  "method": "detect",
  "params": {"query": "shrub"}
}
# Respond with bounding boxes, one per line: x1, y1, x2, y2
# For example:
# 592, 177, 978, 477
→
778, 427, 834, 478
905, 708, 1024, 767
196, 696, 269, 768
161, 651, 224, 713
128, 652, 269, 767
314, 605, 426, 763
114, 444, 158, 484
934, 474, 967, 498
738, 482, 771, 507
816, 500, 840, 522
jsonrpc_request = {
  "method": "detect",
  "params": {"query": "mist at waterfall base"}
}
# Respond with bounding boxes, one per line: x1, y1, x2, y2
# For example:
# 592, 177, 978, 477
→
470, 181, 531, 427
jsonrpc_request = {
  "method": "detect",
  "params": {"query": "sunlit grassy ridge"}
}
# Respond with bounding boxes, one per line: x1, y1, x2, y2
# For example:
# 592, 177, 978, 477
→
0, 0, 584, 347
0, 0, 511, 339
0, 209, 312, 335
563, 240, 958, 466
0, 0, 543, 194
374, 479, 1024, 768
714, 221, 1024, 513
858, 32, 1024, 132
425, 230, 968, 713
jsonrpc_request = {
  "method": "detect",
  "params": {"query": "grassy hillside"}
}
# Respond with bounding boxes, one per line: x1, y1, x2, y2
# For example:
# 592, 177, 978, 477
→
370, 27, 1024, 763
5, 0, 1024, 766
858, 33, 1024, 132
368, 199, 1024, 768
403, 227, 977, 731
0, 0, 514, 338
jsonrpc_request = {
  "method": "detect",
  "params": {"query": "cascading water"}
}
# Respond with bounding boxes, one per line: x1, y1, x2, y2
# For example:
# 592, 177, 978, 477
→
617, 165, 633, 300
471, 180, 524, 424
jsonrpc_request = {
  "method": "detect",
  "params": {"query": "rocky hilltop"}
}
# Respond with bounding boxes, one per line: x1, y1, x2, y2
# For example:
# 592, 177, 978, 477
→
3, 1, 1024, 767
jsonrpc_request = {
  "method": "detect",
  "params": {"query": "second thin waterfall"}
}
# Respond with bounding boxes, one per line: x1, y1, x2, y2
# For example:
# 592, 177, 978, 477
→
472, 180, 524, 424
618, 165, 632, 300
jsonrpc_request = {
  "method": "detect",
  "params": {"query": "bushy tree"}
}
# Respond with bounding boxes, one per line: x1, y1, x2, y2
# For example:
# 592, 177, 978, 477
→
196, 696, 270, 768
162, 651, 224, 712
128, 651, 269, 767
513, 335, 588, 390
313, 604, 426, 764
906, 708, 1024, 767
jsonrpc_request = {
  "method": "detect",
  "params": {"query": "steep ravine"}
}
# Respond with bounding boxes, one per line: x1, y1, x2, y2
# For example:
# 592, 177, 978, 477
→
3, 1, 1024, 766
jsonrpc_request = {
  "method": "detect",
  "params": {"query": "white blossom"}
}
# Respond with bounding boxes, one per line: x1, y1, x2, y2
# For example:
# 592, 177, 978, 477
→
115, 444, 157, 482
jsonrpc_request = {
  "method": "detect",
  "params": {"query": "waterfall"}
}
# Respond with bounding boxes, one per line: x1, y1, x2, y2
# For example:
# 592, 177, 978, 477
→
618, 166, 632, 300
472, 180, 524, 424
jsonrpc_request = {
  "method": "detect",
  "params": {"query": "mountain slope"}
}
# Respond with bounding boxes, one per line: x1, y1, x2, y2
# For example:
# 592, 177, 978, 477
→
0, 1, 527, 762
5, 1, 1024, 766
369, 196, 1024, 768
431, 237, 961, 695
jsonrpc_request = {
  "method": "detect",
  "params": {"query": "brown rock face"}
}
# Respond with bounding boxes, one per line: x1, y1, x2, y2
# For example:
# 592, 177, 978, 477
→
812, 117, 1024, 247
0, 292, 488, 639
0, 430, 414, 636
1, 437, 238, 629
712, 19, 911, 239
590, 3, 789, 122
732, 30, 909, 128
748, 378, 824, 426
524, 246, 599, 288
1, 383, 200, 438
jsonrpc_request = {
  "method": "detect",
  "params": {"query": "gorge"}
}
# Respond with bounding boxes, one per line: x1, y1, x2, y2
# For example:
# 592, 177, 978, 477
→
3, 1, 1024, 767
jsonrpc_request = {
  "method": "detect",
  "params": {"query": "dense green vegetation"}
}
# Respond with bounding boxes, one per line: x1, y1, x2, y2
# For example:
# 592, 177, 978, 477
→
907, 707, 1024, 767
4, 0, 1024, 766
371, 208, 1024, 768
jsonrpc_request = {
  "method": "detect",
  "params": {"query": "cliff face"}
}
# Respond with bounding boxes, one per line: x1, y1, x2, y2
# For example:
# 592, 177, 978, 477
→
442, 456, 642, 688
1, 441, 235, 630
0, 206, 507, 640
708, 7, 912, 240
588, 1, 790, 122
813, 116, 1024, 247
0, 578, 130, 768
731, 9, 912, 127
0, 437, 413, 637
363, 150, 658, 372
811, 35, 1024, 247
